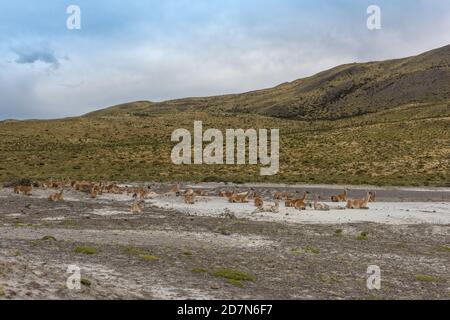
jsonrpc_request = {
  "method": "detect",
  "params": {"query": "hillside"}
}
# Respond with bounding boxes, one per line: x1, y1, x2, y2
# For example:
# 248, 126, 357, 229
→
0, 101, 448, 186
0, 45, 449, 186
86, 45, 450, 120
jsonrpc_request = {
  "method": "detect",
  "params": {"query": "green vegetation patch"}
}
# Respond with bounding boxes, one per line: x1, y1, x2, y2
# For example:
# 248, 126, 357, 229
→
415, 274, 439, 282
357, 232, 369, 241
192, 268, 208, 274
140, 254, 159, 262
124, 246, 159, 262
41, 235, 57, 241
74, 246, 97, 255
80, 278, 91, 287
211, 268, 256, 283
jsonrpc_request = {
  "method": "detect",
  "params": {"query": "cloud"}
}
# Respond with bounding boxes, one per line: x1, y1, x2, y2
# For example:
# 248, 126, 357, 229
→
0, 0, 449, 120
12, 45, 60, 69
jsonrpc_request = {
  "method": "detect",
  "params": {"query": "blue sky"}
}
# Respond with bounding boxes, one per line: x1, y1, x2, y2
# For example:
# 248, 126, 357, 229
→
0, 0, 449, 119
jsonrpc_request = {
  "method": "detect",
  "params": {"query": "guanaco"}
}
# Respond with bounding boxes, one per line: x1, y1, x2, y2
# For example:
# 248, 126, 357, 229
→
294, 199, 307, 210
274, 191, 291, 200
74, 181, 92, 192
131, 201, 143, 214
313, 194, 330, 211
285, 198, 295, 207
253, 200, 280, 213
219, 190, 235, 198
90, 187, 99, 199
170, 183, 181, 193
48, 190, 64, 202
254, 195, 264, 208
184, 194, 195, 204
228, 191, 249, 203
194, 189, 208, 196
14, 185, 33, 196
369, 191, 376, 202
331, 189, 348, 202
346, 192, 371, 209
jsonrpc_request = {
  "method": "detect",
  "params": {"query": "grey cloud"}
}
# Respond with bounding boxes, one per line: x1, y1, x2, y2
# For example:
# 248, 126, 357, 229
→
12, 46, 60, 69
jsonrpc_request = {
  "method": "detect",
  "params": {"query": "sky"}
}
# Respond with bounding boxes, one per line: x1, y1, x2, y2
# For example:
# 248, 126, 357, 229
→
0, 0, 449, 119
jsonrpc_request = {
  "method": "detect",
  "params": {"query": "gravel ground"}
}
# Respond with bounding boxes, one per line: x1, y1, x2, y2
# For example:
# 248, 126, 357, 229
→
0, 185, 449, 300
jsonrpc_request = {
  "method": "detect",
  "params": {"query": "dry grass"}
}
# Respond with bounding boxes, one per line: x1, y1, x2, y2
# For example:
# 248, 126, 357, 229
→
0, 102, 448, 186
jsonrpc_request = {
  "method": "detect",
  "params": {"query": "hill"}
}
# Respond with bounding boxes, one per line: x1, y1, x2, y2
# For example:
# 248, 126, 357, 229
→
86, 45, 450, 120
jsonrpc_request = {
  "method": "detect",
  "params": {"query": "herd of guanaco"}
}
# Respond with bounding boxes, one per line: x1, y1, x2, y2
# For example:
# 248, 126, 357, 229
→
11, 178, 377, 214
172, 184, 377, 213
11, 178, 156, 213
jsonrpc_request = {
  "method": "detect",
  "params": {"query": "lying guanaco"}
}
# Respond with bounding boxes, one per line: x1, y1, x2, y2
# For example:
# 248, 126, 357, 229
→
74, 181, 92, 192
184, 194, 195, 204
131, 201, 143, 214
254, 194, 264, 208
369, 191, 376, 202
14, 185, 33, 196
194, 189, 208, 196
313, 194, 330, 211
253, 200, 280, 213
90, 187, 99, 199
170, 183, 181, 193
220, 191, 234, 198
48, 190, 64, 202
294, 199, 307, 210
331, 189, 348, 202
346, 192, 371, 209
274, 191, 291, 200
228, 191, 249, 203
285, 198, 295, 207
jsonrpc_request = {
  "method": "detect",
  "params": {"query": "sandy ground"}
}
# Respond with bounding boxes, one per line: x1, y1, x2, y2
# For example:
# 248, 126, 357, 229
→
149, 196, 450, 225
0, 184, 449, 300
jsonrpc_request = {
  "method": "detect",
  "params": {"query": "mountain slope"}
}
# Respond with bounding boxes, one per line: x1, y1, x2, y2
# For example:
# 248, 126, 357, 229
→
86, 44, 450, 120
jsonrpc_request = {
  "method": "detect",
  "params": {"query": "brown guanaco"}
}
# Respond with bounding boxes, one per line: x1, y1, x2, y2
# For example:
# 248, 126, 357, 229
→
254, 194, 264, 208
313, 194, 330, 211
194, 189, 208, 196
48, 190, 64, 202
346, 192, 371, 209
274, 191, 291, 200
131, 201, 143, 214
253, 200, 280, 213
170, 183, 181, 193
228, 191, 249, 203
184, 194, 195, 204
331, 189, 348, 202
14, 185, 33, 196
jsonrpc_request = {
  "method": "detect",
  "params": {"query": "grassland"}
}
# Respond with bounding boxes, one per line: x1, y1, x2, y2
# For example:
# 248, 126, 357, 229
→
0, 101, 448, 186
